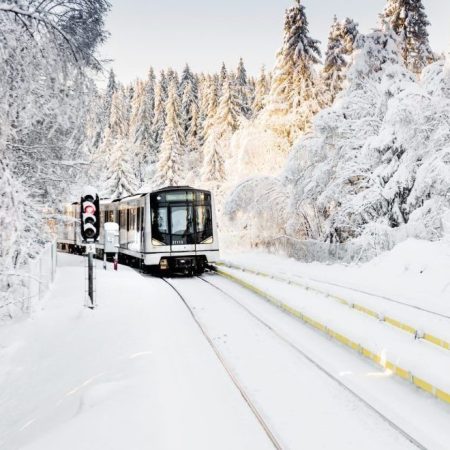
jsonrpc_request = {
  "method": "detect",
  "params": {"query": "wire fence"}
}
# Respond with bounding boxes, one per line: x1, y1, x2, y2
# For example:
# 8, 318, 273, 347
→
0, 241, 57, 319
220, 232, 396, 265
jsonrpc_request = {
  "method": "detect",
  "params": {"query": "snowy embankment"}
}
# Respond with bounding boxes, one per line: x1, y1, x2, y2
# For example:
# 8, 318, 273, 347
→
223, 238, 450, 316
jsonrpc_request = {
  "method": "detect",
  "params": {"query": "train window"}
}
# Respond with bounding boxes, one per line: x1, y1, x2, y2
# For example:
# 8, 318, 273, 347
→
120, 210, 126, 229
170, 205, 195, 245
151, 207, 170, 245
195, 206, 213, 244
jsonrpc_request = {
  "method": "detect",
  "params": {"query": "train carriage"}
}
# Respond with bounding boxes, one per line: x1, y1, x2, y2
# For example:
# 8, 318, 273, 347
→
57, 186, 220, 275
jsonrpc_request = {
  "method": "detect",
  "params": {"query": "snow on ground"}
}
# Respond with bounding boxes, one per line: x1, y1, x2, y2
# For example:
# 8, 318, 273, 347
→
1, 247, 450, 449
0, 253, 272, 450
203, 274, 450, 450
222, 238, 450, 315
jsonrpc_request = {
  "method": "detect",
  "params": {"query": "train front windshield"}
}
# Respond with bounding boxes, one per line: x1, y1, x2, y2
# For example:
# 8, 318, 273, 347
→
151, 190, 213, 246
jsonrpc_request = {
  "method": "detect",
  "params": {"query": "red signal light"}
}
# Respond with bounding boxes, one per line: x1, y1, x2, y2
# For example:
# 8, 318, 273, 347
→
84, 205, 96, 214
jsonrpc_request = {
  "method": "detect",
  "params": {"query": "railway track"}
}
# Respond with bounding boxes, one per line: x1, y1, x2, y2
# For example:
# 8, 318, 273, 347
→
161, 275, 425, 450
215, 263, 450, 352
160, 277, 283, 450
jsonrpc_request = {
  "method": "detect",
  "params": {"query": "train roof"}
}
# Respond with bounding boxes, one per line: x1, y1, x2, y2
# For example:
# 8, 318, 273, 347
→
152, 185, 210, 193
68, 186, 211, 205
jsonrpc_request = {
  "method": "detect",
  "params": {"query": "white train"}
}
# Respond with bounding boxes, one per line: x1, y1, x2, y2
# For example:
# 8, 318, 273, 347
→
57, 186, 220, 274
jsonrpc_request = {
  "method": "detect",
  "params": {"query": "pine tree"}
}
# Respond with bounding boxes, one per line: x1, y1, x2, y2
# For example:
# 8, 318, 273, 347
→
102, 87, 138, 198
102, 140, 139, 198
219, 62, 228, 96
201, 128, 226, 184
200, 75, 220, 142
104, 69, 118, 129
235, 57, 252, 118
263, 0, 322, 139
153, 79, 185, 187
252, 66, 270, 113
322, 17, 359, 105
179, 64, 199, 145
214, 74, 242, 140
380, 0, 434, 73
166, 67, 179, 85
129, 68, 156, 184
152, 70, 168, 151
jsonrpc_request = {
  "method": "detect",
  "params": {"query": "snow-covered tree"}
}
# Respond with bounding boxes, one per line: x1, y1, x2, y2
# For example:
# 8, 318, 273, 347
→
219, 62, 228, 96
252, 66, 270, 113
263, 0, 322, 140
235, 58, 252, 118
380, 0, 434, 73
104, 69, 118, 129
129, 68, 156, 183
213, 75, 242, 141
152, 71, 169, 151
201, 128, 226, 185
102, 87, 138, 198
102, 140, 139, 199
225, 27, 450, 249
322, 17, 359, 105
200, 75, 220, 142
0, 0, 110, 313
179, 64, 199, 145
153, 80, 186, 187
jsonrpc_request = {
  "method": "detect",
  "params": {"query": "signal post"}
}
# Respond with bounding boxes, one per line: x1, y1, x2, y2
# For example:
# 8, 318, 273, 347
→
80, 191, 100, 309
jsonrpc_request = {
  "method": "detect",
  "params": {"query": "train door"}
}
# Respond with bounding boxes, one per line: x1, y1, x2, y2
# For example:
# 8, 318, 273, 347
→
168, 203, 196, 253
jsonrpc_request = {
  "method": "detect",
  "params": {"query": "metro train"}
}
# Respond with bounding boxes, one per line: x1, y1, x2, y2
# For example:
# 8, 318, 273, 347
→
57, 186, 220, 274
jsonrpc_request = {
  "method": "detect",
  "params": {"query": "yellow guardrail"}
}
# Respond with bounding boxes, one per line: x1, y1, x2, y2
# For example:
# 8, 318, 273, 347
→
216, 262, 450, 352
216, 267, 450, 406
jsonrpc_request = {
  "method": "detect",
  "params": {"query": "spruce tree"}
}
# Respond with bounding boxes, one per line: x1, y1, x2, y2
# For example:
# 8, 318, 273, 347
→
153, 79, 185, 187
252, 66, 270, 113
322, 17, 359, 105
380, 0, 434, 73
152, 70, 168, 152
264, 0, 321, 138
235, 57, 252, 118
201, 128, 226, 185
219, 62, 228, 96
214, 74, 242, 140
200, 75, 220, 143
129, 68, 157, 184
179, 64, 199, 145
102, 87, 139, 198
104, 69, 118, 129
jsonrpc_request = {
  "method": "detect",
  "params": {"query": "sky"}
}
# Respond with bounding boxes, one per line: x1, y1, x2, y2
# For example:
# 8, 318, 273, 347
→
98, 0, 450, 84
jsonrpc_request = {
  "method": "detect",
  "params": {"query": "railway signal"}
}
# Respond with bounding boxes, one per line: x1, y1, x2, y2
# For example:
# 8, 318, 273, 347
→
80, 190, 100, 310
80, 193, 100, 242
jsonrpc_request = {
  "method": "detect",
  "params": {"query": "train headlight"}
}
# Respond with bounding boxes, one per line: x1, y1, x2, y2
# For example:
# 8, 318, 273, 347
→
200, 236, 213, 244
152, 238, 165, 246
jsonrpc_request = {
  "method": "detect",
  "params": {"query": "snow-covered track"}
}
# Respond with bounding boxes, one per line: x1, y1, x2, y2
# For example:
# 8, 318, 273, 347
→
160, 277, 283, 450
216, 262, 450, 351
198, 275, 426, 450
214, 267, 450, 408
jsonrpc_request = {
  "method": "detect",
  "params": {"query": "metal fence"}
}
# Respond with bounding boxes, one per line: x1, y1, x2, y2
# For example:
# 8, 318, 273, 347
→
220, 232, 395, 265
0, 241, 57, 319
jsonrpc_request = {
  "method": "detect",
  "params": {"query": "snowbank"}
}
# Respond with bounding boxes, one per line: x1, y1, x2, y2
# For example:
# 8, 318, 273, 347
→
223, 238, 450, 314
